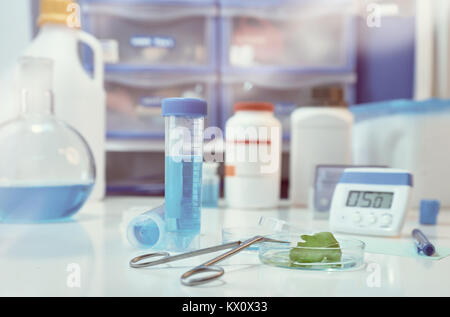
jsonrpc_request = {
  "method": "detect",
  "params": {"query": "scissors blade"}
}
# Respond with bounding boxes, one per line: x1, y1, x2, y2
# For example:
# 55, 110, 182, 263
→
260, 237, 290, 244
130, 240, 242, 268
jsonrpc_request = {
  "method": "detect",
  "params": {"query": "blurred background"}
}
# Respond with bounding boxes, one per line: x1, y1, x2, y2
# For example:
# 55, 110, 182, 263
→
0, 0, 446, 199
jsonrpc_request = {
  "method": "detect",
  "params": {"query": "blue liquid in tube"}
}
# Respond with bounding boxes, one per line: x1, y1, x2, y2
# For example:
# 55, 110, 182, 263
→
202, 182, 219, 208
165, 156, 202, 234
0, 183, 93, 223
133, 221, 160, 246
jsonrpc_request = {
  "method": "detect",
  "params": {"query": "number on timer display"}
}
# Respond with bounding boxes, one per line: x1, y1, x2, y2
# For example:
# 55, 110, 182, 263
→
346, 191, 394, 209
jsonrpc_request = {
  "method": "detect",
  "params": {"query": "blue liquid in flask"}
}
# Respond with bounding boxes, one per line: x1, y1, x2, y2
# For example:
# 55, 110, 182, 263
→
165, 156, 202, 235
0, 183, 94, 223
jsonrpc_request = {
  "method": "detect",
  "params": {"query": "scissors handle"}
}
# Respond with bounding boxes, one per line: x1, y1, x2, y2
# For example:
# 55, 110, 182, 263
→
180, 265, 225, 287
180, 236, 266, 287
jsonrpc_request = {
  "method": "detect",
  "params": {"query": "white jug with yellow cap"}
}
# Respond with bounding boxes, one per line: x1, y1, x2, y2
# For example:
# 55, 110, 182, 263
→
23, 0, 105, 200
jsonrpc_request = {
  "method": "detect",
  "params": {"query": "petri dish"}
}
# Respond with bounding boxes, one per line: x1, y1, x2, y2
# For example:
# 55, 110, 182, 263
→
259, 233, 365, 271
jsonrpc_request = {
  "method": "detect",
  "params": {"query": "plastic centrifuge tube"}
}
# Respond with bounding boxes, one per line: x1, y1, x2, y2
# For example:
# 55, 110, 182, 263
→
127, 204, 166, 249
162, 98, 207, 251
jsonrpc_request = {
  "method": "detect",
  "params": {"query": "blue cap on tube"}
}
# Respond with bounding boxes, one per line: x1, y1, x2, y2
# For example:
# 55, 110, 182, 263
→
162, 98, 207, 117
419, 200, 440, 225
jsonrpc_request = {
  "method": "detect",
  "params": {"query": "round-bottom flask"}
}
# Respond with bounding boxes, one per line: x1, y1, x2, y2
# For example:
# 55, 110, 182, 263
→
0, 57, 96, 222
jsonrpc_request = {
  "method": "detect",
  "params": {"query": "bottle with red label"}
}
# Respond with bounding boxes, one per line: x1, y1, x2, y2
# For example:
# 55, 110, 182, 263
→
225, 102, 282, 209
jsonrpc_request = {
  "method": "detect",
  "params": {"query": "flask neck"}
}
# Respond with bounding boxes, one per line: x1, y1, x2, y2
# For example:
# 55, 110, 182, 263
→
38, 23, 78, 39
21, 89, 54, 116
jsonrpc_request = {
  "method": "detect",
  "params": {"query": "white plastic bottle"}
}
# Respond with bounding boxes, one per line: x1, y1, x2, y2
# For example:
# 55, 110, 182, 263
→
24, 0, 105, 200
225, 102, 282, 209
290, 107, 353, 207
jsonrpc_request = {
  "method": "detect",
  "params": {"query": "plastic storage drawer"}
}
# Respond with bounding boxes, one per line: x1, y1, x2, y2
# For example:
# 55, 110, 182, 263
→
219, 0, 355, 72
220, 72, 356, 139
81, 0, 219, 71
105, 71, 218, 139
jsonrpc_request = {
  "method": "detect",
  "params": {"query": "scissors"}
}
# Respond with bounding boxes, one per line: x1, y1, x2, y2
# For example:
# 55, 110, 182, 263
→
129, 235, 288, 287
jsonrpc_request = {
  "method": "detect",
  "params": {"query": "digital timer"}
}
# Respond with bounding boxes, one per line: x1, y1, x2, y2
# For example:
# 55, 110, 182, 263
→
329, 168, 413, 236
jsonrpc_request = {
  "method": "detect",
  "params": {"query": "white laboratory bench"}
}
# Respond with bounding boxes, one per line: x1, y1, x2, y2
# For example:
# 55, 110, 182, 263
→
1, 197, 450, 297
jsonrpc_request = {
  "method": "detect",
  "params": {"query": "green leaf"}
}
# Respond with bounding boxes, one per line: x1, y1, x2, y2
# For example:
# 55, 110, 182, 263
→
289, 232, 342, 267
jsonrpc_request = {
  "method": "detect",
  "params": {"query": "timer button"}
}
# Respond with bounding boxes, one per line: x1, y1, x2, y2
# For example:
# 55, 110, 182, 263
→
367, 214, 377, 225
380, 214, 393, 227
352, 212, 362, 224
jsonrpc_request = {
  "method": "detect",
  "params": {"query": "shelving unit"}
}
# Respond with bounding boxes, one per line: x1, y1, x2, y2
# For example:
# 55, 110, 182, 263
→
80, 0, 358, 196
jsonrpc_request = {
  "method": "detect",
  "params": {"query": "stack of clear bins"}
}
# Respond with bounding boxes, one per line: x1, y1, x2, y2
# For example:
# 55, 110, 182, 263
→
80, 0, 220, 195
105, 71, 218, 139
221, 72, 356, 139
81, 0, 219, 70
81, 0, 220, 140
219, 0, 355, 72
218, 0, 357, 138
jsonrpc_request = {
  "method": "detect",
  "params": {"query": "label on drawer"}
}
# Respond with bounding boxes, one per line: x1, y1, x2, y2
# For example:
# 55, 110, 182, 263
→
130, 36, 175, 49
139, 96, 162, 108
136, 96, 163, 116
